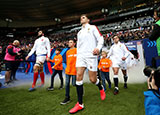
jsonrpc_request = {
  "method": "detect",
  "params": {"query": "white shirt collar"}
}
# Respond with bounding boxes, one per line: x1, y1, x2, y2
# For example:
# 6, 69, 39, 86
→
114, 41, 120, 45
82, 23, 90, 29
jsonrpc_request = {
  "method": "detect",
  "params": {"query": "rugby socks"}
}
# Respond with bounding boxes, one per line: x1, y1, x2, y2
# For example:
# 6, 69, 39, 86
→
124, 75, 128, 83
40, 72, 45, 84
96, 79, 103, 90
113, 75, 119, 88
32, 72, 38, 88
76, 81, 83, 105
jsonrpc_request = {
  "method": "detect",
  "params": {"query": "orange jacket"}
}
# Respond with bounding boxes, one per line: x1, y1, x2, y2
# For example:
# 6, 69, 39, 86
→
98, 58, 112, 72
65, 48, 77, 75
50, 54, 63, 70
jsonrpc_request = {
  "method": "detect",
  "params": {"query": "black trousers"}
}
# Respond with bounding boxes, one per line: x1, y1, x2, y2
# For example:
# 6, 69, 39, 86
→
50, 70, 63, 88
10, 61, 20, 80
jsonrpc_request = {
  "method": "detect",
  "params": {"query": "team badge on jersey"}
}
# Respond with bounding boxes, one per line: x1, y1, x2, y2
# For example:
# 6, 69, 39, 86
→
88, 28, 90, 33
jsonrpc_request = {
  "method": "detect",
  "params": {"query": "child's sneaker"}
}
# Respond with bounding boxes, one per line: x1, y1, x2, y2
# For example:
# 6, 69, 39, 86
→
60, 97, 70, 105
47, 87, 54, 91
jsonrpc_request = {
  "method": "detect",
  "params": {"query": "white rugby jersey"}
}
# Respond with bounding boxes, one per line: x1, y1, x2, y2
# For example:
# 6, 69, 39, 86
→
77, 23, 104, 57
107, 41, 129, 63
28, 36, 51, 57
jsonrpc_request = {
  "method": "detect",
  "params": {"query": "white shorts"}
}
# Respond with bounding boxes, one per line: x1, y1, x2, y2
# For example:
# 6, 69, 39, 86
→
35, 55, 46, 66
112, 61, 127, 70
76, 56, 98, 71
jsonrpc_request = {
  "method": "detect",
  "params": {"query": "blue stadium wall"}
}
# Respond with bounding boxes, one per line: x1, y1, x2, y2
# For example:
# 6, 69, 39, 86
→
142, 38, 160, 67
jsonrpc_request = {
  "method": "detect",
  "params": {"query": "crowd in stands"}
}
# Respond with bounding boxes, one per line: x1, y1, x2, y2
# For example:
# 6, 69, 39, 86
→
0, 27, 152, 59
0, 15, 154, 60
104, 27, 151, 47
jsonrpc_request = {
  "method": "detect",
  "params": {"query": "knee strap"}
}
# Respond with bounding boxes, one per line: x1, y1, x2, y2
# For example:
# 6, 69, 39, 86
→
95, 79, 99, 85
35, 63, 41, 67
113, 75, 118, 78
76, 80, 83, 86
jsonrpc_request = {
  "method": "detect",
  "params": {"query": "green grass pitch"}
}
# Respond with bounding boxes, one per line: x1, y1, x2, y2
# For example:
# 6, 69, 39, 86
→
0, 83, 146, 115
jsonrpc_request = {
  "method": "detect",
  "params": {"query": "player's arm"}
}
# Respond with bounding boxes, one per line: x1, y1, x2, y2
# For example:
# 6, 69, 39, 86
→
76, 34, 80, 50
122, 44, 130, 61
46, 38, 51, 61
93, 26, 104, 55
26, 41, 37, 60
107, 46, 113, 58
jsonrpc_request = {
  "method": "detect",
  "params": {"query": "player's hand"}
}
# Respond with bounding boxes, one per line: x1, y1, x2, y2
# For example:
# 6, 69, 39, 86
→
46, 57, 50, 61
93, 48, 99, 55
122, 57, 126, 61
25, 56, 30, 60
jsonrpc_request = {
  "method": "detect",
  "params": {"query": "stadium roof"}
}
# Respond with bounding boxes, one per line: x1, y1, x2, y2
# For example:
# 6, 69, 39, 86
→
0, 0, 158, 27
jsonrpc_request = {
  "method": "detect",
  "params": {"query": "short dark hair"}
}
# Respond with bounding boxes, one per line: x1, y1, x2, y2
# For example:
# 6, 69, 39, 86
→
113, 35, 119, 39
56, 48, 62, 52
69, 38, 76, 43
80, 14, 89, 19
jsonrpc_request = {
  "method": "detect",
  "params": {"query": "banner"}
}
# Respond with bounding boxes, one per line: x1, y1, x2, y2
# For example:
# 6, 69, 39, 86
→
142, 38, 160, 67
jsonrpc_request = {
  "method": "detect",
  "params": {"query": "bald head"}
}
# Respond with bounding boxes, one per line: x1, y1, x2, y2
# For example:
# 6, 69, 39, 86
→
13, 40, 20, 46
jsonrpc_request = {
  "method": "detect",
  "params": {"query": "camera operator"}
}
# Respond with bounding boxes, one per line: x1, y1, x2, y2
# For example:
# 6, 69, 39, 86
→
143, 67, 160, 115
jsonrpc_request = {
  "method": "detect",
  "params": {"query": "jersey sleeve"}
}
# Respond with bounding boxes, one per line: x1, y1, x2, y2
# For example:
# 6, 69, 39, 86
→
123, 44, 130, 58
46, 37, 51, 58
93, 26, 104, 51
76, 32, 80, 50
107, 46, 113, 58
28, 41, 37, 56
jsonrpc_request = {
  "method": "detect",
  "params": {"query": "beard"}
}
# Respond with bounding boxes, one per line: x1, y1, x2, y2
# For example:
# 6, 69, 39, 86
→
38, 34, 42, 37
